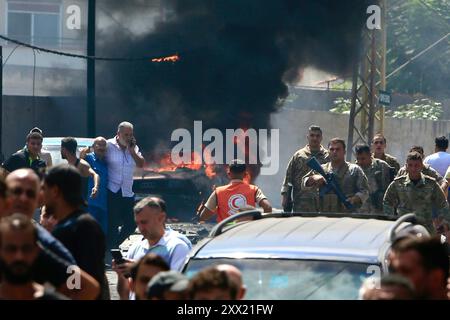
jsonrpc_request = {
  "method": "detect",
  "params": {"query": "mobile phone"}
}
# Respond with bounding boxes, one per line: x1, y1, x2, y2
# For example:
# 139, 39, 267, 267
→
111, 249, 125, 264
129, 136, 136, 147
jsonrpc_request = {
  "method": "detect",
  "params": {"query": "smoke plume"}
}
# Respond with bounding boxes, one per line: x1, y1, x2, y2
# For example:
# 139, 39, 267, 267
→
97, 0, 370, 157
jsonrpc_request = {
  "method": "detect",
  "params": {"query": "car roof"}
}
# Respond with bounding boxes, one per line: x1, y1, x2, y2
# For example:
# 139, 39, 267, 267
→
43, 137, 95, 147
191, 216, 412, 264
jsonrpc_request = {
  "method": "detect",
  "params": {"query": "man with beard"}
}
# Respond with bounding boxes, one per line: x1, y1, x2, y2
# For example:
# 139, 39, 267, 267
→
303, 138, 369, 213
389, 236, 449, 300
105, 122, 145, 250
0, 213, 68, 300
113, 197, 191, 300
5, 169, 75, 263
281, 125, 330, 212
3, 168, 100, 300
42, 164, 108, 299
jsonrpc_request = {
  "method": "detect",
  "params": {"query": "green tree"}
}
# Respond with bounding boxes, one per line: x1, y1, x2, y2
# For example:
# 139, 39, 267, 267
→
330, 97, 352, 114
386, 98, 443, 120
387, 0, 450, 98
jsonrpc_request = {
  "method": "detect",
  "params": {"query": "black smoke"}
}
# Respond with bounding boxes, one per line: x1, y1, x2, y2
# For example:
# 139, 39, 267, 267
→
97, 0, 371, 156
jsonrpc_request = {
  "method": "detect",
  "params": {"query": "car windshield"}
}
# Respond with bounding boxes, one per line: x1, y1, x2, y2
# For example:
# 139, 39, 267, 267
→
185, 258, 377, 300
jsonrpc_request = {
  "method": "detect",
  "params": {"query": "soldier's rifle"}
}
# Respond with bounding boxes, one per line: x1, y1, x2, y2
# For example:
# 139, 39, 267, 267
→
306, 157, 355, 210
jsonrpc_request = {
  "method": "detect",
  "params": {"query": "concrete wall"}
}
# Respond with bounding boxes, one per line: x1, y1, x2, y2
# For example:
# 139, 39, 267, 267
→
287, 88, 450, 118
255, 107, 450, 209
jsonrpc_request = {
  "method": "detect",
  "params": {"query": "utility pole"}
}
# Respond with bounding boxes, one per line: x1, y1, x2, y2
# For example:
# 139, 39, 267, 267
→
347, 0, 387, 161
87, 0, 96, 137
0, 46, 3, 159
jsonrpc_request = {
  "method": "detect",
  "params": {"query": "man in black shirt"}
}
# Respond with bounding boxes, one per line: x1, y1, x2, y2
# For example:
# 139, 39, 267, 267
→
0, 213, 68, 300
43, 164, 109, 299
2, 132, 46, 178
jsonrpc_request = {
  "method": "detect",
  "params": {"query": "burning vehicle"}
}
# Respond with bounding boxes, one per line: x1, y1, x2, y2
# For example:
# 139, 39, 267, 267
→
124, 156, 227, 249
132, 167, 221, 222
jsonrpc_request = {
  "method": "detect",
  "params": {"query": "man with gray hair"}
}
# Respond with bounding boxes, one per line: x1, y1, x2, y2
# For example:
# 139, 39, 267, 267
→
113, 196, 191, 299
106, 122, 145, 250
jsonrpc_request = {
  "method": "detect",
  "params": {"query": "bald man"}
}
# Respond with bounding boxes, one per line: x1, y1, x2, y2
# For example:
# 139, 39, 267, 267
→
82, 137, 109, 235
5, 169, 74, 264
3, 168, 100, 300
216, 264, 246, 300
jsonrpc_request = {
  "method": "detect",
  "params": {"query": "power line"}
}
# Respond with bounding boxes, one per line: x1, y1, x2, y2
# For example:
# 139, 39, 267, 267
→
2, 44, 21, 67
0, 34, 180, 62
386, 32, 450, 81
417, 0, 450, 29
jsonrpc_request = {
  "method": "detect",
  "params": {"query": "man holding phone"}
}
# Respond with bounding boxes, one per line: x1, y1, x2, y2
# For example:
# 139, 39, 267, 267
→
112, 197, 191, 300
105, 122, 145, 252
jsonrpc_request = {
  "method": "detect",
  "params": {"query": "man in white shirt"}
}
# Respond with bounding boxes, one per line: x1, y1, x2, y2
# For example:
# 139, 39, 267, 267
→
106, 122, 145, 250
113, 197, 191, 299
424, 136, 450, 177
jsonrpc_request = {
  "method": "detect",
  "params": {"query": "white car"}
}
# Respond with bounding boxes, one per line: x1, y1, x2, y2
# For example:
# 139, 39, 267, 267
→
41, 137, 95, 167
183, 211, 429, 300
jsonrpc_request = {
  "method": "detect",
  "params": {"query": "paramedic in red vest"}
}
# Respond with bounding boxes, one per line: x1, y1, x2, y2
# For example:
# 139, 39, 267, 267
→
199, 160, 272, 223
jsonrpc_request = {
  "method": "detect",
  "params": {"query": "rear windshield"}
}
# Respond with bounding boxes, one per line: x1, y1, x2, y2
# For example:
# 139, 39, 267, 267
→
185, 258, 379, 300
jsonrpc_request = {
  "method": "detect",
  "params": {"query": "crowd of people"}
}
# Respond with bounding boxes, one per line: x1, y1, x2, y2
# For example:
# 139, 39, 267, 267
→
0, 122, 252, 300
0, 121, 449, 300
282, 125, 450, 240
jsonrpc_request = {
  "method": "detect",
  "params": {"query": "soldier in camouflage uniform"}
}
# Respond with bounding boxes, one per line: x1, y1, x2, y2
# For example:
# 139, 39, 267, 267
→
396, 146, 448, 193
281, 125, 329, 212
303, 138, 369, 213
355, 144, 394, 213
372, 133, 400, 175
383, 151, 450, 235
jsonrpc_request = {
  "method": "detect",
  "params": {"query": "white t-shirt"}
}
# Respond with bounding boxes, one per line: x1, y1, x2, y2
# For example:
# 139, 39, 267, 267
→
424, 151, 450, 177
126, 228, 191, 271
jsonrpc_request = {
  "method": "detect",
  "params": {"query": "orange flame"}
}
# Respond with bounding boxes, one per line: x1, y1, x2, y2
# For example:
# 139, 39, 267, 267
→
148, 127, 259, 184
153, 151, 202, 172
151, 54, 180, 63
203, 150, 217, 179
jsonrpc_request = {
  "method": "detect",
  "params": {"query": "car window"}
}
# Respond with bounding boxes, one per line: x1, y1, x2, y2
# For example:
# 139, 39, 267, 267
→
41, 145, 86, 167
185, 258, 378, 300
